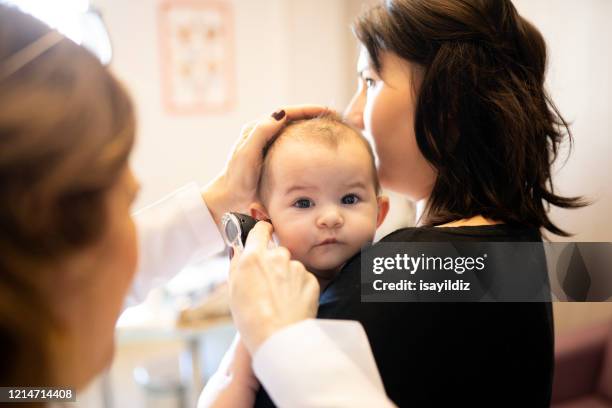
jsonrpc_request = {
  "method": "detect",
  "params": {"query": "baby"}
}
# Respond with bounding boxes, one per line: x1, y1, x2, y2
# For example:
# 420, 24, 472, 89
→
249, 114, 389, 289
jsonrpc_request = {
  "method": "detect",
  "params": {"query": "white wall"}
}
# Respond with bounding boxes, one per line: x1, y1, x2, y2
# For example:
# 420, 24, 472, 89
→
512, 0, 612, 241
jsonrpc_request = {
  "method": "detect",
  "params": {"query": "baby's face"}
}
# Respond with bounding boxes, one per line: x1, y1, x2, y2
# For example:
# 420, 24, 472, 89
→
256, 138, 386, 282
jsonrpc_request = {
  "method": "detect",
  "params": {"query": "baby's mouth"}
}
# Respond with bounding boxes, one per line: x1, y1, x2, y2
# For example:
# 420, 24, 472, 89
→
315, 238, 340, 246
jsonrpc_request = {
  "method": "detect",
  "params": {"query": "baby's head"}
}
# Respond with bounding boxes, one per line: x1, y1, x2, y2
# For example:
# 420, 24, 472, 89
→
250, 114, 389, 286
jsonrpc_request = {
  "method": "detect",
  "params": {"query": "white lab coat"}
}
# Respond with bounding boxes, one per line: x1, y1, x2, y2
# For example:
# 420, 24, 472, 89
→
133, 183, 395, 408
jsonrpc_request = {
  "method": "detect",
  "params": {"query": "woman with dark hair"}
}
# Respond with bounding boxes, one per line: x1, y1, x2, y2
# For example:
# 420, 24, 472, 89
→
251, 0, 585, 406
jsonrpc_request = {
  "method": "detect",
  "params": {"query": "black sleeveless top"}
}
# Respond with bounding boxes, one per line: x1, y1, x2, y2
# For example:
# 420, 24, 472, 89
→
254, 225, 554, 407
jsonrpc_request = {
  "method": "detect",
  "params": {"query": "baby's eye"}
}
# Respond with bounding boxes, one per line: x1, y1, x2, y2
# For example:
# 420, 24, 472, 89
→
342, 194, 360, 205
293, 198, 313, 209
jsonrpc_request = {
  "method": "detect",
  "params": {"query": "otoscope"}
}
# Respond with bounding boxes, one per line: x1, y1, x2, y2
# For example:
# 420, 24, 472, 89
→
220, 212, 259, 253
220, 212, 279, 258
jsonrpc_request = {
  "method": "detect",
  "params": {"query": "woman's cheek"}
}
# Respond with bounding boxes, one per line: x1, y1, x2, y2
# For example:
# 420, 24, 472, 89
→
126, 218, 139, 282
362, 91, 377, 137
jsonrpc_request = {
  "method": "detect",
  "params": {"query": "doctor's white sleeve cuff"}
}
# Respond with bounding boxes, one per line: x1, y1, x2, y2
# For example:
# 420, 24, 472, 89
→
128, 182, 225, 304
253, 319, 396, 408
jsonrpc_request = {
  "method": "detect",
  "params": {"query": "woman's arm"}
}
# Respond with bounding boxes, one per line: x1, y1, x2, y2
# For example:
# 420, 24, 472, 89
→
127, 182, 225, 305
253, 319, 396, 408
198, 335, 259, 408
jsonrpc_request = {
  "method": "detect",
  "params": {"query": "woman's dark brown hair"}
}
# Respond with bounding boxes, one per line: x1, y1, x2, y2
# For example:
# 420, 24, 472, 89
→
355, 0, 586, 235
0, 5, 135, 389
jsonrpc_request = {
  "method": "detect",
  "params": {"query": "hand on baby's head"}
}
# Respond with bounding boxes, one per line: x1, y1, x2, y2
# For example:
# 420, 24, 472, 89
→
250, 113, 389, 288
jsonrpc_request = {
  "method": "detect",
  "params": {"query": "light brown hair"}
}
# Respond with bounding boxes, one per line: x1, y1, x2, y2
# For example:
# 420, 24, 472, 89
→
258, 113, 381, 203
0, 5, 135, 388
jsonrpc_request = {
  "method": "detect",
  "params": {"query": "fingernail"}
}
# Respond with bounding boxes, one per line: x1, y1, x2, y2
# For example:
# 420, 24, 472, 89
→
271, 110, 286, 121
229, 247, 234, 259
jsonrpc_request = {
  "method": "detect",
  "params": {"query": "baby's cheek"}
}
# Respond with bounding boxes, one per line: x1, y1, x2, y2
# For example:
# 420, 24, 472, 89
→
273, 224, 307, 259
353, 211, 378, 239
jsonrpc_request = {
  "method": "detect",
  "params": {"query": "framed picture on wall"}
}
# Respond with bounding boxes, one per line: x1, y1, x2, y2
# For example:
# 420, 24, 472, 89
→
158, 0, 235, 114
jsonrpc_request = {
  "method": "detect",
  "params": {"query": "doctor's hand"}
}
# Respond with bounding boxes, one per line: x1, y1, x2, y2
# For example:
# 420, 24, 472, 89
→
202, 104, 332, 227
228, 221, 320, 354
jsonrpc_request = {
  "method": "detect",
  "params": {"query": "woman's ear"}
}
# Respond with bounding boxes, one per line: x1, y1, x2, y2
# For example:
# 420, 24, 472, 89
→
249, 202, 270, 221
376, 195, 390, 228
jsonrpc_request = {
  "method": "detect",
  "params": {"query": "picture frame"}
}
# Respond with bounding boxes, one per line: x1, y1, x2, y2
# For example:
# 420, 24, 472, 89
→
158, 0, 236, 114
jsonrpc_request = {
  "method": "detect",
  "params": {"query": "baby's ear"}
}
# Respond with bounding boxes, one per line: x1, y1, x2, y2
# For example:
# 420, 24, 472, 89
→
376, 195, 390, 228
249, 202, 270, 221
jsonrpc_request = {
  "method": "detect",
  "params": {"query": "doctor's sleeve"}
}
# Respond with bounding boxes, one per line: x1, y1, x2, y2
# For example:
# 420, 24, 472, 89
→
128, 182, 225, 304
253, 319, 397, 408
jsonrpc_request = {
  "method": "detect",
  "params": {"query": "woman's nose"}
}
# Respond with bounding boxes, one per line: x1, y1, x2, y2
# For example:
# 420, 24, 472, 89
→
344, 87, 365, 130
316, 207, 344, 229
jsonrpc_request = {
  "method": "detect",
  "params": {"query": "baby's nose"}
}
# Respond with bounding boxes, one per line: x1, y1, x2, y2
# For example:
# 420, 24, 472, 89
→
316, 207, 344, 229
